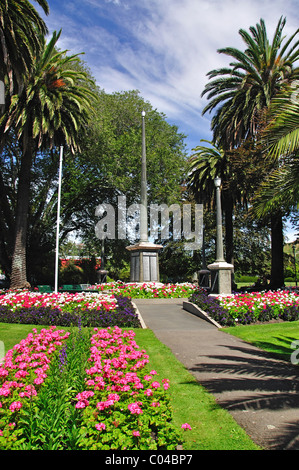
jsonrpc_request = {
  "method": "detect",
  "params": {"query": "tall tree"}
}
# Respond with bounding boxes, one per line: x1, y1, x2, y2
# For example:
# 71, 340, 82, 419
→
201, 17, 299, 288
2, 31, 97, 288
0, 0, 49, 96
0, 87, 188, 285
251, 84, 299, 220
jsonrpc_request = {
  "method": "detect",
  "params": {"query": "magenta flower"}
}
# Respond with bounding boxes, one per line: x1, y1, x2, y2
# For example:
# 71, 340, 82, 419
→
181, 423, 192, 430
128, 402, 143, 414
9, 401, 22, 412
95, 422, 106, 431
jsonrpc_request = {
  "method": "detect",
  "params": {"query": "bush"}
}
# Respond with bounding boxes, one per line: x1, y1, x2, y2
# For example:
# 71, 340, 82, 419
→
285, 277, 295, 282
235, 275, 258, 283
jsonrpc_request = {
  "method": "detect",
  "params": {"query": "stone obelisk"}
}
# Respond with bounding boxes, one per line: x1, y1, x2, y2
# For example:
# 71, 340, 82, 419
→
126, 111, 162, 282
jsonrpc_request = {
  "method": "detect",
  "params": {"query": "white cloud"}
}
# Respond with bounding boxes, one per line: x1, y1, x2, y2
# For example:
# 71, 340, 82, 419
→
43, 0, 299, 150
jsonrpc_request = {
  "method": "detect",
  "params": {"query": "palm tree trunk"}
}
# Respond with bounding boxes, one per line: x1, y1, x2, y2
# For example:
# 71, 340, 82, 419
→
10, 145, 32, 289
270, 211, 284, 289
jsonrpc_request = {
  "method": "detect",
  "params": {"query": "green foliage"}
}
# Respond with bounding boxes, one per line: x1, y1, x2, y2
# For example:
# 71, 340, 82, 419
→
0, 0, 49, 96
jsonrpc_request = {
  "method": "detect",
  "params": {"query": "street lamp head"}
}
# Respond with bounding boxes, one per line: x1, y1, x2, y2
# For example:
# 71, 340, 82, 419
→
214, 176, 221, 188
142, 111, 146, 117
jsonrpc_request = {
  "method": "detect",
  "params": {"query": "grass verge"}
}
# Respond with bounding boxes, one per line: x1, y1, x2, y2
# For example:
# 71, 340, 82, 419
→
222, 320, 299, 362
0, 322, 260, 450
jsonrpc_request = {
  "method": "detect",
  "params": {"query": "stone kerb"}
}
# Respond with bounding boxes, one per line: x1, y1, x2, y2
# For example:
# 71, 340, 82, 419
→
183, 301, 222, 328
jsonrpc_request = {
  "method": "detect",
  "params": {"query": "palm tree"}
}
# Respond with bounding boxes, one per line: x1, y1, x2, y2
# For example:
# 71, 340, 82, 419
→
263, 82, 299, 159
201, 17, 299, 288
188, 140, 235, 263
0, 0, 49, 96
2, 30, 97, 288
253, 83, 299, 216
202, 17, 299, 149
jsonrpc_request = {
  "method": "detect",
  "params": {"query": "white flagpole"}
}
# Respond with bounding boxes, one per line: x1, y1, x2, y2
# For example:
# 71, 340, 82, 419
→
55, 146, 63, 293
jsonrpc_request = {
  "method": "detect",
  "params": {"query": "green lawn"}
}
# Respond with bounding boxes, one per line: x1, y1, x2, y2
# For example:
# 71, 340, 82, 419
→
223, 320, 299, 362
0, 322, 260, 450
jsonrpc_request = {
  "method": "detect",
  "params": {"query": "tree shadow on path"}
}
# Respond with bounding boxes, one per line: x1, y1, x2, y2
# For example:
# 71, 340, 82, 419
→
188, 342, 299, 450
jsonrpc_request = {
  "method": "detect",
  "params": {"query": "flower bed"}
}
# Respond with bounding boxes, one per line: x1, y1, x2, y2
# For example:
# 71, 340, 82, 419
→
75, 326, 183, 450
0, 326, 70, 446
0, 326, 190, 450
189, 288, 299, 327
0, 291, 141, 328
0, 290, 117, 312
91, 282, 197, 299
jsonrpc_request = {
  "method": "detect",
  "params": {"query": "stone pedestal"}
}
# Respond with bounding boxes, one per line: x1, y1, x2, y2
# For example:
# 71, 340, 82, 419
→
208, 260, 234, 295
126, 242, 163, 282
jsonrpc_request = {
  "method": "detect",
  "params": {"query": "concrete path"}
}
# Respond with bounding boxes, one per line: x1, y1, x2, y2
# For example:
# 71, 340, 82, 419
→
134, 298, 299, 450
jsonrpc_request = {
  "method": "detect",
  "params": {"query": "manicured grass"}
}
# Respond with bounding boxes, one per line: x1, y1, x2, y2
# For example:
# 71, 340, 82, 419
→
223, 320, 299, 362
0, 322, 260, 450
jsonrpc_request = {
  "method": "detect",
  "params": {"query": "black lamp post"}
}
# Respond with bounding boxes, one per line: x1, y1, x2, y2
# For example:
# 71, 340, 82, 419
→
293, 243, 297, 287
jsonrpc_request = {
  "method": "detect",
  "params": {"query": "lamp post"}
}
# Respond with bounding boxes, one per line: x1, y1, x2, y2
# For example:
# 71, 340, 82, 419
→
293, 243, 297, 287
214, 176, 225, 262
207, 176, 234, 295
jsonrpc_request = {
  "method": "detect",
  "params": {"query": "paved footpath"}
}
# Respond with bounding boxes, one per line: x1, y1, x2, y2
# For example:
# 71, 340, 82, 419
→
133, 298, 299, 450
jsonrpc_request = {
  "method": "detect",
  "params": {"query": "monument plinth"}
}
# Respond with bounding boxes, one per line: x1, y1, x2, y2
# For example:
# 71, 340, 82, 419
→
127, 241, 163, 282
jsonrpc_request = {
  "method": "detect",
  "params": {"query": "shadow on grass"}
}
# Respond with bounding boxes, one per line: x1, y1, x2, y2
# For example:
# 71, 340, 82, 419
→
248, 334, 299, 361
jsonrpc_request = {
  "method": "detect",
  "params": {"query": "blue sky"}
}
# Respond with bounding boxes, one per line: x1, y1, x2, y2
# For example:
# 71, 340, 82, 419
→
38, 0, 299, 154
37, 0, 299, 240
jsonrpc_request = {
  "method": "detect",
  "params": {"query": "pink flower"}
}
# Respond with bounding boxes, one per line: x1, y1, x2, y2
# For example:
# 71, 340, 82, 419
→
181, 423, 192, 430
132, 430, 140, 437
9, 401, 22, 412
96, 401, 106, 410
107, 393, 120, 402
33, 377, 44, 385
75, 401, 88, 409
128, 402, 143, 414
151, 381, 160, 389
95, 422, 106, 431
